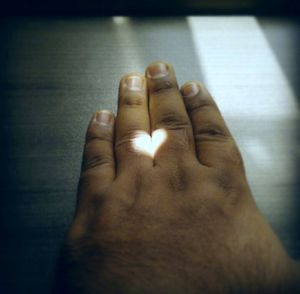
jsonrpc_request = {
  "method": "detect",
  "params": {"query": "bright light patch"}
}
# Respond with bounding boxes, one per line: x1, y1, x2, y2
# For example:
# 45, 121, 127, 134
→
186, 16, 298, 119
132, 129, 167, 158
112, 16, 129, 25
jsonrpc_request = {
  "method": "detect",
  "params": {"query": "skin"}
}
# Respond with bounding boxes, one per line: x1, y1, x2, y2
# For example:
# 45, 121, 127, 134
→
55, 61, 300, 294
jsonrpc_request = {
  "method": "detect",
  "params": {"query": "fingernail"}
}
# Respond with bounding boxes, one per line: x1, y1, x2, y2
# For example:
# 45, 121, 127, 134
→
147, 62, 168, 79
95, 110, 114, 126
181, 82, 200, 97
125, 75, 143, 91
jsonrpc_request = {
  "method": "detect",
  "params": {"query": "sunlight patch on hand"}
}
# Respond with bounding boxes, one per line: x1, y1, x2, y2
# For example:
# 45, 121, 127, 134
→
132, 129, 167, 158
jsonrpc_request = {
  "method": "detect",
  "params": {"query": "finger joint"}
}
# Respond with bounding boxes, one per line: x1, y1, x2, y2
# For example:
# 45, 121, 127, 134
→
155, 112, 190, 130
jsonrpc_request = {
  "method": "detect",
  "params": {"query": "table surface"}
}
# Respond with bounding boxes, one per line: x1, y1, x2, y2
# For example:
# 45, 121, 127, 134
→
0, 16, 299, 293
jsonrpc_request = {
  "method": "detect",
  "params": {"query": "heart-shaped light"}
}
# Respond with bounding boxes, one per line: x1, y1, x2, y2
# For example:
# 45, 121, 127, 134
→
132, 129, 167, 158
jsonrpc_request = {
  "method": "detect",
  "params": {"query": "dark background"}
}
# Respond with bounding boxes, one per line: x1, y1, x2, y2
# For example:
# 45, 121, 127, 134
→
0, 0, 300, 16
0, 1, 300, 294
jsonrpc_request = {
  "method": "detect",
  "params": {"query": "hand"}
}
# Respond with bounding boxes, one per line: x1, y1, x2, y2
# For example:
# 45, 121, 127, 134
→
55, 61, 300, 294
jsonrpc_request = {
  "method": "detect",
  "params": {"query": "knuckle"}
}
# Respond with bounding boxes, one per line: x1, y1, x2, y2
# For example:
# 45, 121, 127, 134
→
212, 142, 244, 170
86, 130, 112, 145
213, 167, 247, 204
82, 153, 113, 171
166, 164, 189, 193
156, 112, 190, 130
186, 93, 214, 113
83, 133, 113, 172
115, 128, 142, 148
215, 168, 237, 191
121, 93, 145, 107
77, 170, 109, 205
194, 123, 229, 142
151, 79, 177, 94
